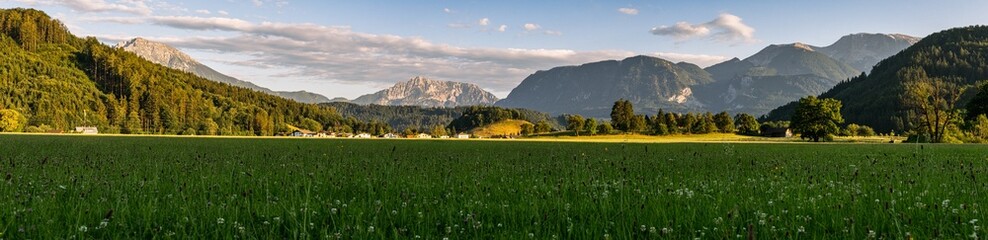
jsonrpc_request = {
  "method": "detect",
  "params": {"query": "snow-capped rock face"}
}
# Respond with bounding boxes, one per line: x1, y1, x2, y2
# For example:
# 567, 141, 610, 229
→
350, 77, 499, 107
115, 38, 332, 104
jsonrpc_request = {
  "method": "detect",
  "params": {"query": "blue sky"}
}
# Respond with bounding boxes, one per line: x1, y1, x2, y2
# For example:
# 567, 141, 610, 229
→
4, 0, 988, 99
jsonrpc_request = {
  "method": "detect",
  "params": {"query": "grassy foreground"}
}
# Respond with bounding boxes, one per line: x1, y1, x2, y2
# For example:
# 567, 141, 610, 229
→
0, 135, 985, 239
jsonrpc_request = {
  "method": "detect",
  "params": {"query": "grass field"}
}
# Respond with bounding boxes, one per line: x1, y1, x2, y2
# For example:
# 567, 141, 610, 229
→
0, 135, 985, 239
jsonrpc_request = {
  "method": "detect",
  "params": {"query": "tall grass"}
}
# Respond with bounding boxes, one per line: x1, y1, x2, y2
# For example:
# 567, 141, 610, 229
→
0, 135, 983, 238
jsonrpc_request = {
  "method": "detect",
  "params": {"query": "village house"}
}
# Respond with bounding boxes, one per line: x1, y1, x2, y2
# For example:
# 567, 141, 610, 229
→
417, 133, 432, 139
761, 127, 793, 138
353, 133, 372, 138
439, 135, 450, 139
291, 129, 316, 137
382, 133, 400, 138
75, 126, 98, 135
457, 133, 470, 139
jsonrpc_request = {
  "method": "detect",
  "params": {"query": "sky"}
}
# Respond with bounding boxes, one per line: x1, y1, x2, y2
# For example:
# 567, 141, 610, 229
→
3, 0, 988, 99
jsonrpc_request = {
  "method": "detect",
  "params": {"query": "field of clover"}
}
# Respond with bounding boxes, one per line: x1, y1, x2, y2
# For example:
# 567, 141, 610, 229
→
0, 135, 984, 239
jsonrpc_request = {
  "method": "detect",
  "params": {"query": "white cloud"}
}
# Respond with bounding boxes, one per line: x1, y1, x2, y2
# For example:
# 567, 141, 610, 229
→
149, 16, 253, 31
195, 9, 210, 14
497, 25, 507, 32
617, 8, 638, 15
650, 22, 710, 40
217, 10, 229, 16
652, 52, 731, 67
251, 0, 263, 6
523, 23, 540, 31
650, 13, 757, 44
443, 8, 452, 13
104, 15, 634, 92
478, 18, 490, 26
544, 30, 562, 36
446, 23, 470, 29
43, 0, 153, 15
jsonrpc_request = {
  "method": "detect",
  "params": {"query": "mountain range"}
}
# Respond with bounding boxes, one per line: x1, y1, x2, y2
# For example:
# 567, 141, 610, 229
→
348, 76, 499, 107
762, 26, 988, 133
115, 38, 331, 104
497, 33, 918, 117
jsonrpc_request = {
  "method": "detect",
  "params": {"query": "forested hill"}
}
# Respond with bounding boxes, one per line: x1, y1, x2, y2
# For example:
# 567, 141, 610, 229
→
762, 25, 988, 132
0, 8, 345, 135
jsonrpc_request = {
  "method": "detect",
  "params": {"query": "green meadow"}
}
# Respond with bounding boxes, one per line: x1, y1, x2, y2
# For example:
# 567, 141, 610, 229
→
0, 135, 985, 239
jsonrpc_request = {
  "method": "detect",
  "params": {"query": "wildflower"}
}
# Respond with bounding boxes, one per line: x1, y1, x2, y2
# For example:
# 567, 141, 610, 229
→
868, 230, 876, 238
528, 232, 535, 238
798, 226, 805, 233
331, 208, 338, 214
368, 226, 375, 233
79, 225, 88, 232
217, 218, 225, 224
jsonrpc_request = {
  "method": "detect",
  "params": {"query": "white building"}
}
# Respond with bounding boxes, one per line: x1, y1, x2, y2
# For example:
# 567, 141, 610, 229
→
75, 126, 98, 135
457, 133, 470, 139
291, 130, 316, 137
382, 133, 400, 138
354, 133, 372, 138
417, 133, 432, 139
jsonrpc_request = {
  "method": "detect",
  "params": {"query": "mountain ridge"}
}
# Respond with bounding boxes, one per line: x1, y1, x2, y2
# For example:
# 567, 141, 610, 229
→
115, 38, 331, 104
350, 76, 499, 107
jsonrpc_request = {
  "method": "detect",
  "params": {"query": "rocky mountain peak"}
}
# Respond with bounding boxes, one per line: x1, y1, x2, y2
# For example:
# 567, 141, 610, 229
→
351, 77, 499, 107
115, 37, 331, 104
115, 38, 199, 71
818, 33, 919, 71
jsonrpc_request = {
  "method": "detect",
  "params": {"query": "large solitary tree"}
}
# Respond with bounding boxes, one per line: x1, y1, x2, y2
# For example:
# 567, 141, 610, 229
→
610, 99, 634, 132
900, 67, 967, 143
791, 96, 844, 142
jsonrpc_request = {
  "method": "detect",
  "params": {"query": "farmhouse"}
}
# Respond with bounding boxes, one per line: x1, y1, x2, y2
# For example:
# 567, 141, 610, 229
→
382, 133, 400, 138
417, 133, 432, 139
457, 133, 470, 139
291, 129, 316, 137
75, 126, 98, 134
354, 133, 372, 138
762, 128, 793, 138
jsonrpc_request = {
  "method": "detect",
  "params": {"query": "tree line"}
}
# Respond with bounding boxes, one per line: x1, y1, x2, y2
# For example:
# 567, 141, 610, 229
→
0, 8, 384, 136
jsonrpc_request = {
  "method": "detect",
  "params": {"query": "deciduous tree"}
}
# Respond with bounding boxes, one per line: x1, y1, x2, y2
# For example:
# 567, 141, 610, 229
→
791, 96, 844, 142
900, 67, 966, 143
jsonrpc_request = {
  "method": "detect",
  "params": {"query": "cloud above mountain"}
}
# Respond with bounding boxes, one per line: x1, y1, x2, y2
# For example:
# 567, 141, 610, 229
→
650, 13, 757, 44
95, 14, 632, 92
